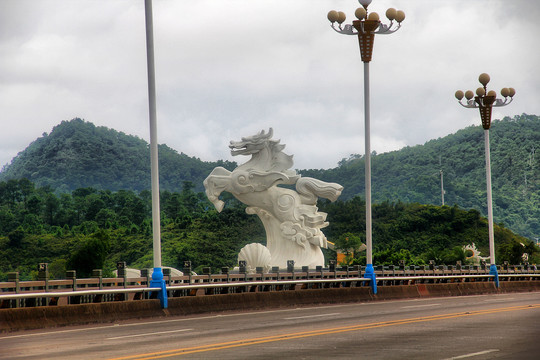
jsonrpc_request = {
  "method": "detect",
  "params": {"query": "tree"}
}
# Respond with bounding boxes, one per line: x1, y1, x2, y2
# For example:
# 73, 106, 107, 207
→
67, 230, 110, 277
49, 259, 67, 279
43, 193, 60, 225
8, 226, 25, 248
443, 246, 467, 264
95, 208, 117, 228
0, 208, 16, 234
333, 232, 364, 265
498, 241, 525, 265
85, 194, 106, 222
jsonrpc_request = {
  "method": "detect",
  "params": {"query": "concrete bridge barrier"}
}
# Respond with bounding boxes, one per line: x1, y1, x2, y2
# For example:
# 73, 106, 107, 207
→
1, 281, 538, 333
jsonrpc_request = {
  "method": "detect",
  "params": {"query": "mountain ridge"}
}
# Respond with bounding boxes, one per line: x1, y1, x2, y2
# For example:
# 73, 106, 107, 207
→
1, 114, 538, 239
0, 118, 236, 193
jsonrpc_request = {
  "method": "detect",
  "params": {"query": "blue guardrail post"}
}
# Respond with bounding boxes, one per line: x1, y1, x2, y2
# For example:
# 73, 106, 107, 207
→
150, 267, 168, 308
364, 264, 377, 294
489, 264, 499, 288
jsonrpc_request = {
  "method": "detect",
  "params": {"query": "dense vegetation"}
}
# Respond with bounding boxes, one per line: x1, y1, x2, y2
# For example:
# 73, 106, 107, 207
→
0, 178, 536, 281
0, 178, 266, 280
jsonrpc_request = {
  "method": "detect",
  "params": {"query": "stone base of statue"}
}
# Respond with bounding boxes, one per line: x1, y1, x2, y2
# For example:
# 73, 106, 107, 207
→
204, 128, 343, 271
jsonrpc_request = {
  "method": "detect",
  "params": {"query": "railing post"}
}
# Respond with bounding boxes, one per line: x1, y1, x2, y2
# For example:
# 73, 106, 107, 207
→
66, 270, 77, 290
183, 261, 192, 284
92, 269, 103, 290
203, 267, 211, 283
302, 266, 309, 279
329, 260, 336, 278
287, 260, 295, 280
91, 269, 103, 302
141, 269, 150, 299
66, 270, 77, 304
8, 272, 19, 293
316, 265, 323, 279
141, 269, 150, 285
222, 267, 230, 283
256, 267, 264, 282
238, 261, 247, 292
238, 260, 247, 283
8, 272, 19, 308
117, 261, 127, 289
38, 263, 49, 293
202, 267, 212, 295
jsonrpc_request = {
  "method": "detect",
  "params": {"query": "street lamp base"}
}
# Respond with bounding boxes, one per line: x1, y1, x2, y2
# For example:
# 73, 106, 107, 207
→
150, 267, 168, 308
489, 264, 499, 288
364, 263, 377, 294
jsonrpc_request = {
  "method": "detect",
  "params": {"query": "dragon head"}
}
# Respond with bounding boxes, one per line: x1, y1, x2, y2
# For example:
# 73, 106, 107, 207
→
230, 128, 294, 173
229, 128, 277, 156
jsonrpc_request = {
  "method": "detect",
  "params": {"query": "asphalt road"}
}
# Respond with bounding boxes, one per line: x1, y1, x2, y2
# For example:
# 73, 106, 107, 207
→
1, 291, 539, 360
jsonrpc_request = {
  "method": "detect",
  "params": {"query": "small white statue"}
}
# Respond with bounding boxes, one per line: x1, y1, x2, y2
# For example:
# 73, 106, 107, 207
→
204, 128, 343, 269
463, 243, 489, 265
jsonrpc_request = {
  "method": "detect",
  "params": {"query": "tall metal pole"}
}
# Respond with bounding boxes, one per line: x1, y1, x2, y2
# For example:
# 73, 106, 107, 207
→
145, 0, 161, 269
144, 0, 167, 308
484, 129, 495, 264
362, 59, 377, 294
439, 155, 445, 206
363, 61, 372, 266
440, 170, 445, 206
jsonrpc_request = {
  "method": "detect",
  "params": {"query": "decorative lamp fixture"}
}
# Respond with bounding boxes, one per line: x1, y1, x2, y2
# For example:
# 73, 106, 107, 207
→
327, 0, 405, 295
455, 73, 515, 288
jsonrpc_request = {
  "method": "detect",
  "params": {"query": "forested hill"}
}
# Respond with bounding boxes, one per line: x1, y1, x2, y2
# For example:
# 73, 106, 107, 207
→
300, 114, 539, 239
0, 118, 236, 193
1, 115, 538, 239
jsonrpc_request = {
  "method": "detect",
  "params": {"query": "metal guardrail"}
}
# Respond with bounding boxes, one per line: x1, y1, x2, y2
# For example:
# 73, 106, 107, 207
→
0, 287, 162, 301
1, 270, 539, 309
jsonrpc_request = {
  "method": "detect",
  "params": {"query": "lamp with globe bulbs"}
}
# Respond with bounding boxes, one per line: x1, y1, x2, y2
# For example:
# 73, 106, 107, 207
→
327, 0, 405, 294
455, 73, 515, 287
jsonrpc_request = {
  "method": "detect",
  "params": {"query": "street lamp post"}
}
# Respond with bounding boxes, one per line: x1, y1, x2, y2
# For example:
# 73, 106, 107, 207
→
327, 0, 405, 294
455, 73, 515, 288
144, 0, 167, 308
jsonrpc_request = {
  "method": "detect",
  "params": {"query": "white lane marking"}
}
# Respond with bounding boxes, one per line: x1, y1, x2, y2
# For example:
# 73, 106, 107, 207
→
0, 326, 121, 340
443, 349, 499, 359
284, 313, 340, 320
401, 304, 440, 309
483, 298, 515, 303
106, 329, 193, 340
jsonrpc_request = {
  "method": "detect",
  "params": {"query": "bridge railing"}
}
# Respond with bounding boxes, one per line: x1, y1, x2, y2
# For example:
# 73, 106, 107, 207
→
1, 266, 538, 309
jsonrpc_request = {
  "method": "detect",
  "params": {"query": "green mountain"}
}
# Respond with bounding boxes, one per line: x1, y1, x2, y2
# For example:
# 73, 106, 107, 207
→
1, 115, 538, 240
1, 114, 538, 279
0, 118, 236, 193
300, 114, 540, 240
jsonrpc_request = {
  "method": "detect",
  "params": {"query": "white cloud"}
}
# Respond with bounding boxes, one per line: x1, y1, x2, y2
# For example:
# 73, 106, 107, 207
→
0, 0, 539, 170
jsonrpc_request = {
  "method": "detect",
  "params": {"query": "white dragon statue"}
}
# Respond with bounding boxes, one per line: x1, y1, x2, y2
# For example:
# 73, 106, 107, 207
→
204, 128, 343, 270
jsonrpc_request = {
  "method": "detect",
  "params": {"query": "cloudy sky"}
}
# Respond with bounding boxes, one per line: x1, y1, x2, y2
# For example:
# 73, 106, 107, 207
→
1, 0, 539, 171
